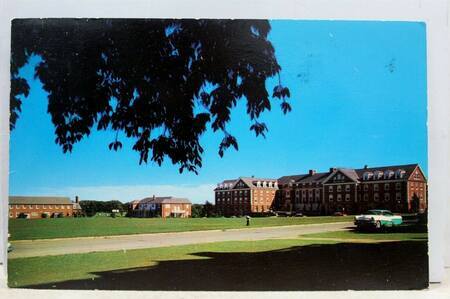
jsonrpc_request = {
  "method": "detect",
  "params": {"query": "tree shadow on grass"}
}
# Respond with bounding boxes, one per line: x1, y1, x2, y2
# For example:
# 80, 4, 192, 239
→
25, 241, 428, 291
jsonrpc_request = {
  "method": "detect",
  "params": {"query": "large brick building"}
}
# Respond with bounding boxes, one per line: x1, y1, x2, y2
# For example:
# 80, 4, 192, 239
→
128, 196, 192, 218
216, 164, 427, 216
8, 196, 81, 219
215, 177, 278, 216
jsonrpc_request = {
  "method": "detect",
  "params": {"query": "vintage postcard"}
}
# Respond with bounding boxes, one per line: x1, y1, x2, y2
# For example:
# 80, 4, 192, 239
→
7, 18, 428, 290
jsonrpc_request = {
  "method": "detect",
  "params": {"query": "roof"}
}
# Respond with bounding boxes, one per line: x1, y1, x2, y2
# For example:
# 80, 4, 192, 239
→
215, 164, 423, 190
354, 164, 419, 179
9, 196, 72, 205
214, 179, 238, 190
238, 177, 278, 189
338, 168, 360, 182
138, 196, 191, 204
215, 177, 278, 190
277, 174, 308, 185
73, 203, 82, 210
296, 172, 329, 184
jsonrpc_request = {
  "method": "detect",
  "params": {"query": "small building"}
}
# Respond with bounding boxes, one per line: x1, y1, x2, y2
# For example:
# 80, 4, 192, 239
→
8, 196, 77, 219
129, 196, 192, 218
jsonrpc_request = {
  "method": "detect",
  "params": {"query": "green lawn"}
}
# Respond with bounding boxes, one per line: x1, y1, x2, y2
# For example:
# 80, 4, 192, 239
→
301, 230, 428, 241
8, 238, 338, 288
8, 232, 428, 290
9, 216, 353, 241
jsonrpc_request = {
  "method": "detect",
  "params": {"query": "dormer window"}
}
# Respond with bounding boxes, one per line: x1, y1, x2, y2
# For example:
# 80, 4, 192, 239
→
384, 170, 394, 179
374, 171, 383, 180
262, 181, 267, 188
395, 169, 406, 179
256, 181, 261, 187
363, 172, 373, 180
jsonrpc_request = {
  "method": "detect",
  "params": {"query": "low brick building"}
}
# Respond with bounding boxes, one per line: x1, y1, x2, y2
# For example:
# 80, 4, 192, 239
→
129, 196, 192, 218
215, 177, 279, 216
8, 196, 79, 219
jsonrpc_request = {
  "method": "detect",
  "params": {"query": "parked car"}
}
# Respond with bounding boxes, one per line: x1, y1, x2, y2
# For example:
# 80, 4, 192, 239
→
333, 211, 345, 216
294, 212, 304, 217
354, 209, 402, 230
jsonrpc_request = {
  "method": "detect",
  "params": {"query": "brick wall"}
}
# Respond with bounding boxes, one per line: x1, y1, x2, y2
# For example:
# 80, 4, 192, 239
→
9, 204, 74, 219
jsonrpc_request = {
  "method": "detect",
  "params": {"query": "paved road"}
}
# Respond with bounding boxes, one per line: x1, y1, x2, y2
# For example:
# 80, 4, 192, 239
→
9, 222, 352, 259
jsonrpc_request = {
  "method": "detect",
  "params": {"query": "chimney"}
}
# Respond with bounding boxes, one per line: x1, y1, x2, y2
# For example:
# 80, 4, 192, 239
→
309, 169, 316, 175
153, 194, 156, 200
364, 165, 368, 169
329, 167, 337, 173
75, 196, 79, 203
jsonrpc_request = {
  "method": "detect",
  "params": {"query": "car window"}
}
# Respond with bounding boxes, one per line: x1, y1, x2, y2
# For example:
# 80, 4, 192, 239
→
367, 210, 381, 215
383, 211, 393, 216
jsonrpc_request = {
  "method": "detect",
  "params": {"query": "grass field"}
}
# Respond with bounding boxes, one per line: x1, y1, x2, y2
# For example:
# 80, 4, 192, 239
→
9, 215, 353, 241
8, 231, 428, 290
301, 230, 428, 241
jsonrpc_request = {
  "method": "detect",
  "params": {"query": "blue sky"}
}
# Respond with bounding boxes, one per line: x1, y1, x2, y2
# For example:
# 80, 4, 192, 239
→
9, 20, 427, 204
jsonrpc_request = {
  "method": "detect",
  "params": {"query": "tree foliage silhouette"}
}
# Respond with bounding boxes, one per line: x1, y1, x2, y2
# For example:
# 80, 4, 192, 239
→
11, 19, 291, 173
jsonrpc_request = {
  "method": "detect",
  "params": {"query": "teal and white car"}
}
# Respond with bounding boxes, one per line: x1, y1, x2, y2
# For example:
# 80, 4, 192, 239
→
354, 209, 402, 230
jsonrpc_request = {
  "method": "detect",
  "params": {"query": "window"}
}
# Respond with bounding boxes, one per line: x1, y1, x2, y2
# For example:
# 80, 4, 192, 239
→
363, 172, 373, 180
374, 193, 379, 202
345, 194, 351, 201
396, 182, 401, 190
345, 185, 350, 192
384, 193, 390, 202
9, 205, 12, 210
337, 185, 342, 192
328, 194, 333, 201
363, 194, 369, 201
384, 184, 390, 191
285, 191, 290, 198
364, 184, 368, 191
374, 171, 383, 179
395, 169, 405, 178
396, 193, 402, 202
374, 184, 379, 191
315, 189, 320, 195
384, 170, 394, 179
328, 186, 333, 192
337, 194, 342, 201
